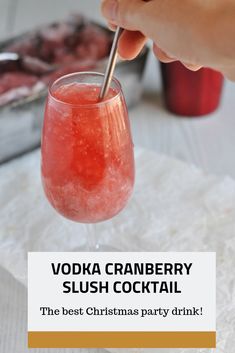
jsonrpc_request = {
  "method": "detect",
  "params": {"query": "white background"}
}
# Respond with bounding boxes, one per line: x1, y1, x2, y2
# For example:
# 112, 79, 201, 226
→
28, 252, 216, 332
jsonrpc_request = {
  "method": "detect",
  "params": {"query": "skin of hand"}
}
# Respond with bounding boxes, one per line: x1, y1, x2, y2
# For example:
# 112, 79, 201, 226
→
101, 0, 235, 80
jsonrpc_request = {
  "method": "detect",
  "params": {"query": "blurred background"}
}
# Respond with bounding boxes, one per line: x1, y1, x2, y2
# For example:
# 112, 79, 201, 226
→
1, 0, 235, 177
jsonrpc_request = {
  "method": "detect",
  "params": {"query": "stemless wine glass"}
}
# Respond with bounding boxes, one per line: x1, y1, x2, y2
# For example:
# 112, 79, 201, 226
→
41, 72, 135, 238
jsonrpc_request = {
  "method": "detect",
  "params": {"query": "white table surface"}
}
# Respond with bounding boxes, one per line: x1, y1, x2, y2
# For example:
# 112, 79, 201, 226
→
1, 147, 235, 353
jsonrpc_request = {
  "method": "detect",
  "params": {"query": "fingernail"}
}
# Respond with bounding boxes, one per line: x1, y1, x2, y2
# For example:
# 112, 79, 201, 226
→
118, 53, 126, 61
102, 0, 118, 21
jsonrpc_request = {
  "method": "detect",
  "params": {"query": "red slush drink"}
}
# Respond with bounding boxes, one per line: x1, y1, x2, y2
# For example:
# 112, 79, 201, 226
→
41, 74, 135, 223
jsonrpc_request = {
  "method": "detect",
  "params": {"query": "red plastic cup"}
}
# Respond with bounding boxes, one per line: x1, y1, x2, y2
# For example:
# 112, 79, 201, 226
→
160, 61, 224, 117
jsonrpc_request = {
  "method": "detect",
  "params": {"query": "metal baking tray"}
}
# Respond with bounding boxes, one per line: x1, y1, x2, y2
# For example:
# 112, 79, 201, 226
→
0, 21, 149, 164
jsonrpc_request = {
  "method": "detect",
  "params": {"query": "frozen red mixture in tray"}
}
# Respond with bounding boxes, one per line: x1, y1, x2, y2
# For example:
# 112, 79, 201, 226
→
0, 15, 112, 107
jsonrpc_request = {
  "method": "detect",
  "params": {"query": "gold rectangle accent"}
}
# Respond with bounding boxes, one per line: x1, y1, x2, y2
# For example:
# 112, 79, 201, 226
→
28, 331, 216, 348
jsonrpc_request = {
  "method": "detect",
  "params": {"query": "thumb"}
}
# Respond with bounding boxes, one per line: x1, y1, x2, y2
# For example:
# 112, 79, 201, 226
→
101, 0, 147, 32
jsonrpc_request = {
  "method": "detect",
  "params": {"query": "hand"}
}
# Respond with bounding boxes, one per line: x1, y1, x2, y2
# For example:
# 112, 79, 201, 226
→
101, 0, 235, 80
101, 0, 202, 71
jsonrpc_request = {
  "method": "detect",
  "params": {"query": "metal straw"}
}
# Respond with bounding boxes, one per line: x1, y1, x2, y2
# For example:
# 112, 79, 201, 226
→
99, 27, 123, 100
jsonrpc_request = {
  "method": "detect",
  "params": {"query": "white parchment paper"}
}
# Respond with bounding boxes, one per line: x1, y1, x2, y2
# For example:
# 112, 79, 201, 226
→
0, 148, 235, 353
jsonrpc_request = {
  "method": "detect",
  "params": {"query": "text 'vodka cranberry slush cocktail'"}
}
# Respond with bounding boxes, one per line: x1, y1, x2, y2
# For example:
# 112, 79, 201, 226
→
41, 72, 135, 223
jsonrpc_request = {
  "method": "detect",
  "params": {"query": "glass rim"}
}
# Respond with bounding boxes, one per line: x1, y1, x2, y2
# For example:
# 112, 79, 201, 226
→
48, 71, 122, 108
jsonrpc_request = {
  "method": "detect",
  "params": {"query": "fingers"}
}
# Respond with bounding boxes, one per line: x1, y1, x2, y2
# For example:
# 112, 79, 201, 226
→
101, 0, 146, 31
102, 0, 203, 71
102, 1, 147, 59
118, 30, 147, 60
153, 43, 176, 63
101, 0, 119, 23
107, 21, 117, 31
153, 43, 202, 71
181, 63, 203, 71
